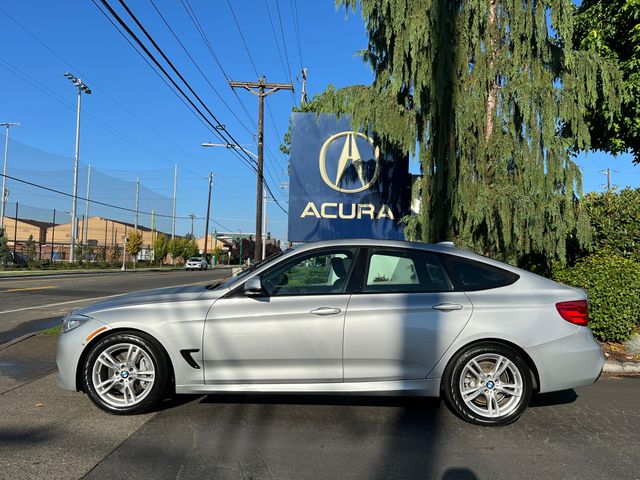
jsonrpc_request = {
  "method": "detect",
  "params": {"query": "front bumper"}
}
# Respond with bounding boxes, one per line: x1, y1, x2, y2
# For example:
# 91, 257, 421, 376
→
56, 319, 109, 391
525, 327, 605, 393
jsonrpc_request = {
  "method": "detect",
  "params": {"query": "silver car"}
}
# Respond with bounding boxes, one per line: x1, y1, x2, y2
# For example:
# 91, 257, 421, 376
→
56, 239, 604, 426
185, 256, 208, 271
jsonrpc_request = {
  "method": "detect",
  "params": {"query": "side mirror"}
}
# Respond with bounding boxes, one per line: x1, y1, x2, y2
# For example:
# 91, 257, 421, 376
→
243, 276, 263, 296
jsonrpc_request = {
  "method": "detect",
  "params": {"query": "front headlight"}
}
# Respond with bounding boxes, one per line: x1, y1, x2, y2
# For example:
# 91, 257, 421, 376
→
61, 313, 92, 333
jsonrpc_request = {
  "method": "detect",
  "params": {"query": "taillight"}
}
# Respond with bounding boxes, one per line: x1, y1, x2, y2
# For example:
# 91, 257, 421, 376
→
556, 300, 589, 326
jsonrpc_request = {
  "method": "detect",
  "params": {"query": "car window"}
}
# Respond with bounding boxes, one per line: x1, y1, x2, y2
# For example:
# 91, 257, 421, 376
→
262, 248, 357, 296
363, 249, 452, 293
442, 255, 519, 291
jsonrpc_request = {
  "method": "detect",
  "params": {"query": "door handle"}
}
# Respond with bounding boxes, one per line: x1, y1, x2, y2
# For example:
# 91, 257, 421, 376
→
432, 303, 464, 312
310, 307, 342, 316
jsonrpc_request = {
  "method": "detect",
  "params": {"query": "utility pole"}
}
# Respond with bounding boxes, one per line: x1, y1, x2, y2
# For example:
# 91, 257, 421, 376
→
203, 172, 213, 260
172, 164, 177, 239
262, 186, 268, 260
188, 213, 196, 238
134, 178, 140, 230
84, 164, 91, 244
0, 122, 20, 235
300, 68, 308, 105
228, 77, 293, 262
64, 72, 91, 263
601, 168, 618, 192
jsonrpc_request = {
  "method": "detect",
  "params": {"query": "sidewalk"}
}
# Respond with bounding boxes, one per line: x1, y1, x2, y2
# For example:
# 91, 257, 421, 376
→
0, 333, 156, 480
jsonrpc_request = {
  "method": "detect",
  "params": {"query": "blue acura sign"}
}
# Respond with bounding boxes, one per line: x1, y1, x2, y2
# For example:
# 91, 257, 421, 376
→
288, 113, 409, 242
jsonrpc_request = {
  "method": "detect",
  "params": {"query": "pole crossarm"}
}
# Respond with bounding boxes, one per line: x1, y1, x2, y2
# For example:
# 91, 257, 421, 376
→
228, 80, 294, 96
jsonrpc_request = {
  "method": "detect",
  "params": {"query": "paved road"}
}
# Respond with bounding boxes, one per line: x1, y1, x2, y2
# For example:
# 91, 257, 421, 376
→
0, 269, 231, 344
1, 332, 638, 480
81, 375, 640, 480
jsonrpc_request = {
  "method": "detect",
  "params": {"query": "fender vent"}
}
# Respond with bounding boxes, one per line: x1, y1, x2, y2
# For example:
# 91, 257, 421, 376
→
180, 349, 201, 369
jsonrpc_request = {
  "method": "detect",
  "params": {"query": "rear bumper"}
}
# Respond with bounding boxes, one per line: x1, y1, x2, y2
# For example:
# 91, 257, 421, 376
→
525, 327, 605, 393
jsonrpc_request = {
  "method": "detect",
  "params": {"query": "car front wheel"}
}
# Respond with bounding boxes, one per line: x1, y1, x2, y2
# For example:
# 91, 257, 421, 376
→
83, 332, 169, 415
443, 343, 532, 426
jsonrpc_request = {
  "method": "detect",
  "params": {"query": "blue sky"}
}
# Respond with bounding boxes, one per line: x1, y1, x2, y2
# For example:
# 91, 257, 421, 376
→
0, 1, 637, 241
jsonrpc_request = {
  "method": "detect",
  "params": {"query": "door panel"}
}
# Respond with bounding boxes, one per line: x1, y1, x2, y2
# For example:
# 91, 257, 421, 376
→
343, 292, 472, 381
203, 294, 348, 384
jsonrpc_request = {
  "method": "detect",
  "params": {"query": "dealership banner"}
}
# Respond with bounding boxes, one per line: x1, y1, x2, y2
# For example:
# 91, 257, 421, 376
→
288, 113, 409, 242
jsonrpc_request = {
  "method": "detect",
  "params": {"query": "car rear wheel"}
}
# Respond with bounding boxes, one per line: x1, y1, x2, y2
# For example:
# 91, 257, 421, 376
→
443, 343, 532, 426
83, 332, 169, 415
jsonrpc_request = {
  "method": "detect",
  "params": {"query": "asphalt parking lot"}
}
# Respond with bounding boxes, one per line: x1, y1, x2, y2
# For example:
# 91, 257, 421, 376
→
1, 333, 639, 480
1, 270, 639, 480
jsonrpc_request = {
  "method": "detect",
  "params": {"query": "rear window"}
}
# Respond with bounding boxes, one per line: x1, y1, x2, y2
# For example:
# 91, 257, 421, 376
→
442, 255, 519, 291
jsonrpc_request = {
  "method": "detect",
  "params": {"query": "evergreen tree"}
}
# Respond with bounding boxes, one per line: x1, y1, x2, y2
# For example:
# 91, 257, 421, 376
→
310, 0, 623, 264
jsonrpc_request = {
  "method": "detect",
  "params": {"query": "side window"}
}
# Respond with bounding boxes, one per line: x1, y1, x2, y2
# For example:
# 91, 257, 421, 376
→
363, 249, 452, 293
262, 248, 357, 296
443, 255, 519, 291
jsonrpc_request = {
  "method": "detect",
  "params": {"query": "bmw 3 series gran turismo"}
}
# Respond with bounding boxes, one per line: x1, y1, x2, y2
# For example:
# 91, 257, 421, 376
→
56, 239, 604, 426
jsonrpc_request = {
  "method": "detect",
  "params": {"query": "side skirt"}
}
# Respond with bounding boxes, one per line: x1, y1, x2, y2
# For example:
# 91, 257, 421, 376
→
175, 378, 441, 396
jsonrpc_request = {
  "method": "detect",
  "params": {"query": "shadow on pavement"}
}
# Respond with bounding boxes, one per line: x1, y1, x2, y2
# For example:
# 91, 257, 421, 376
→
529, 389, 578, 407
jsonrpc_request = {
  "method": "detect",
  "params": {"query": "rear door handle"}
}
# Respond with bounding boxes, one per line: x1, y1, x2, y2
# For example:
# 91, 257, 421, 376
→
432, 303, 464, 312
310, 307, 342, 316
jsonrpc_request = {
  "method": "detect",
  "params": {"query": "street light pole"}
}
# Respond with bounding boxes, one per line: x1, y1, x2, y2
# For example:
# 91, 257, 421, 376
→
64, 72, 91, 263
0, 122, 20, 235
203, 172, 213, 260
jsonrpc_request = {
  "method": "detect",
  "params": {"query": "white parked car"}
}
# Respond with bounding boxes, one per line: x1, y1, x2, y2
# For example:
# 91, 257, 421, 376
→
184, 256, 208, 271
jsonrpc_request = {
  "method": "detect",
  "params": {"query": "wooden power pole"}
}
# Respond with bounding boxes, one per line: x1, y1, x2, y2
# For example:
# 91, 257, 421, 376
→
228, 77, 293, 261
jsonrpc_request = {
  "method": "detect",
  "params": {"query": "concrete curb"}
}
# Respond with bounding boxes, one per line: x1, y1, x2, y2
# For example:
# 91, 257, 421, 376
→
0, 332, 38, 351
603, 359, 640, 375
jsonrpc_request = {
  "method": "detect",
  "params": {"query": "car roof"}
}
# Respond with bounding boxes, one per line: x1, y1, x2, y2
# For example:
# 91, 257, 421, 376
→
288, 239, 523, 273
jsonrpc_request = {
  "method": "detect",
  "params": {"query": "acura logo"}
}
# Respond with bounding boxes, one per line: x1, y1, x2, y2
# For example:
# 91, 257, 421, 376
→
318, 132, 380, 193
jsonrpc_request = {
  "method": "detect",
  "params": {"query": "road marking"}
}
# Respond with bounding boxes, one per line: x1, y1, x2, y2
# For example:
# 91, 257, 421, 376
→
1, 286, 57, 293
0, 279, 215, 315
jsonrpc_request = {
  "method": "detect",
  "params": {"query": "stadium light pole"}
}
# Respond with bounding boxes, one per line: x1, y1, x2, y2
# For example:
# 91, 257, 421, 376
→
64, 72, 91, 263
0, 122, 20, 235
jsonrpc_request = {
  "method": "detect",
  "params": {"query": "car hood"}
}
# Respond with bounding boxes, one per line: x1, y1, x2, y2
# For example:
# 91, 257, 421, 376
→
73, 284, 226, 316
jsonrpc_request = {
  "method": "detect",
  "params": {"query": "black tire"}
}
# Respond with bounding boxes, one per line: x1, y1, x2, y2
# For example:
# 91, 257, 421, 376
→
443, 342, 532, 426
83, 332, 169, 415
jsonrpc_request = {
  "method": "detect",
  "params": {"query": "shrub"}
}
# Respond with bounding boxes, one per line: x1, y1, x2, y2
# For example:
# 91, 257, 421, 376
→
552, 250, 640, 342
584, 188, 640, 262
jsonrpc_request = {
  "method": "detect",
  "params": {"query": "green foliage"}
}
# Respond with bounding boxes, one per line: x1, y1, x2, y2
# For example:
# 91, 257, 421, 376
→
574, 0, 640, 161
584, 187, 640, 261
126, 231, 143, 257
107, 244, 120, 265
25, 234, 36, 263
168, 237, 196, 264
211, 246, 223, 264
153, 234, 169, 264
306, 0, 624, 265
0, 234, 11, 267
552, 250, 640, 342
184, 239, 199, 260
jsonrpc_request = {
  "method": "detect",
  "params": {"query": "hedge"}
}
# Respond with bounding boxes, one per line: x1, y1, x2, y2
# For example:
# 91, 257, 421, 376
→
552, 250, 640, 342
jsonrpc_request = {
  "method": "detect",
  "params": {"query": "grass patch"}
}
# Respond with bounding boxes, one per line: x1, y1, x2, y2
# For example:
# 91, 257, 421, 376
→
41, 324, 61, 336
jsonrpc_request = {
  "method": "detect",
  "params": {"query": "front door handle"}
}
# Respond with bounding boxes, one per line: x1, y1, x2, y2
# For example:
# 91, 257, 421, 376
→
432, 303, 464, 312
310, 307, 342, 316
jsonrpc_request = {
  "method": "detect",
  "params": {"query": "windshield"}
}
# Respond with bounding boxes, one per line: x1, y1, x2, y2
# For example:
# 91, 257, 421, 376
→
207, 249, 291, 290
188, 257, 202, 261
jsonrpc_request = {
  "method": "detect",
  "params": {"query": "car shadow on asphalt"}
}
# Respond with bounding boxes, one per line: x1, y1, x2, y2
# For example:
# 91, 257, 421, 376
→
529, 389, 578, 407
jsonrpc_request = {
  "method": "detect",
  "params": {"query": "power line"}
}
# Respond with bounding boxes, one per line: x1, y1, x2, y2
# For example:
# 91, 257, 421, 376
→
94, 0, 258, 176
148, 0, 256, 138
264, 0, 289, 82
0, 5, 211, 177
179, 0, 258, 133
290, 0, 304, 71
94, 0, 287, 213
225, 0, 259, 77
